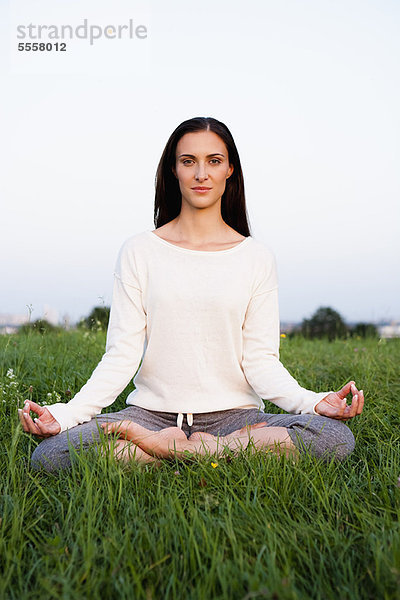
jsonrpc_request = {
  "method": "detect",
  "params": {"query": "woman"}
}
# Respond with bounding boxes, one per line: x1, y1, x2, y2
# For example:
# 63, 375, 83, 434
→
19, 117, 364, 471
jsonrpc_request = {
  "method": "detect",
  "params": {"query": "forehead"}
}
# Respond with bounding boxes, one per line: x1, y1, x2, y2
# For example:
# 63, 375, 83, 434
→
176, 130, 227, 156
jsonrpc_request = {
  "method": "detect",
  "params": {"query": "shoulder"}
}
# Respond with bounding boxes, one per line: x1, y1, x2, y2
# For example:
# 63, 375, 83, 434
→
113, 231, 150, 284
115, 231, 153, 266
246, 237, 279, 293
118, 230, 150, 254
247, 236, 277, 265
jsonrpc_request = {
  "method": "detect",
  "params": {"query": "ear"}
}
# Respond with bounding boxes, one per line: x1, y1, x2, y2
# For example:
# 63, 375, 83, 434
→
226, 164, 234, 179
172, 166, 177, 179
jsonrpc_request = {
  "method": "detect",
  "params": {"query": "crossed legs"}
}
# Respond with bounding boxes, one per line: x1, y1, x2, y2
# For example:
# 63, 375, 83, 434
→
31, 407, 355, 472
102, 420, 297, 463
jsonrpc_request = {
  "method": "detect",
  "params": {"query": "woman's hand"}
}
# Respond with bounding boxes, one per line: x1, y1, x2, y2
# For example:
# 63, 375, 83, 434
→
314, 381, 364, 421
18, 400, 61, 438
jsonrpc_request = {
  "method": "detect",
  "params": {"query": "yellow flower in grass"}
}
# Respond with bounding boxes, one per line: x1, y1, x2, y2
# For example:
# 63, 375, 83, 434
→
280, 333, 286, 338
211, 462, 218, 469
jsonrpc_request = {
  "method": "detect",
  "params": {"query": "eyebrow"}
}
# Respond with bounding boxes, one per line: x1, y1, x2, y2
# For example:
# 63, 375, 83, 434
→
177, 153, 226, 159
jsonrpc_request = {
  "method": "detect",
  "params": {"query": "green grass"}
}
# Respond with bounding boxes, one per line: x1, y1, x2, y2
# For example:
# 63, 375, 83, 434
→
1, 331, 399, 599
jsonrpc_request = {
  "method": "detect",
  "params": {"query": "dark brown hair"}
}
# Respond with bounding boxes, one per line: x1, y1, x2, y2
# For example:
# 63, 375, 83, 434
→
154, 117, 252, 237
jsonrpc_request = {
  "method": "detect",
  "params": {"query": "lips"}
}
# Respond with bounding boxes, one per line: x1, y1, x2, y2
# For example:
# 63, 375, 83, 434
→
191, 187, 211, 191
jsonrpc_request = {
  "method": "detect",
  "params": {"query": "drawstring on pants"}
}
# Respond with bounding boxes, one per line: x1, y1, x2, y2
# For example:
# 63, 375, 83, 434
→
177, 413, 193, 429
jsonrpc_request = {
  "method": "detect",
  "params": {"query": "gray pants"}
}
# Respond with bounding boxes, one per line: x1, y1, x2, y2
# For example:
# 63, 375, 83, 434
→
31, 405, 356, 472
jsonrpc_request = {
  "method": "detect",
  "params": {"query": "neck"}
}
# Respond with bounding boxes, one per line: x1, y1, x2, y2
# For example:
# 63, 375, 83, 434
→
170, 206, 231, 244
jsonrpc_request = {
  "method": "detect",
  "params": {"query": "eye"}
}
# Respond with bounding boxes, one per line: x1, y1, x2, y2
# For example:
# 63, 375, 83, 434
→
182, 159, 193, 165
210, 158, 222, 164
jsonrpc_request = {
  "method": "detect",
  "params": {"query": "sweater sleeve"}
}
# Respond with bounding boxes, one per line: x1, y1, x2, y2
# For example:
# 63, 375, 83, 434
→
241, 250, 332, 414
45, 241, 147, 432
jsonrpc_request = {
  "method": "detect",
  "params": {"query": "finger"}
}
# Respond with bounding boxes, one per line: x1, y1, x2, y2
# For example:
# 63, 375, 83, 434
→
33, 418, 48, 438
350, 394, 359, 418
356, 390, 364, 415
24, 400, 46, 417
35, 417, 57, 437
22, 400, 43, 429
22, 410, 42, 435
343, 394, 359, 419
22, 403, 37, 432
334, 406, 353, 422
18, 408, 29, 432
337, 381, 355, 399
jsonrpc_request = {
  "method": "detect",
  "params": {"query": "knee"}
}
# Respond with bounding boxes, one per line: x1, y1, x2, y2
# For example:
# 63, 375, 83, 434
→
31, 443, 51, 472
31, 439, 67, 473
313, 416, 356, 460
292, 415, 356, 461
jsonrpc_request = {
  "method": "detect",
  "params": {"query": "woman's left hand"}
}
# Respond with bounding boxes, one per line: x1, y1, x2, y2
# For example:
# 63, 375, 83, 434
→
314, 381, 364, 421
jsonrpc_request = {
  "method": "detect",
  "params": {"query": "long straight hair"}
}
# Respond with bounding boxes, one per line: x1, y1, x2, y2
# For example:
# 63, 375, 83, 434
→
154, 117, 252, 237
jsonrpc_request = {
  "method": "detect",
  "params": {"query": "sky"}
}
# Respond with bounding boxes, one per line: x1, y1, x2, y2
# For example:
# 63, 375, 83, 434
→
1, 0, 399, 326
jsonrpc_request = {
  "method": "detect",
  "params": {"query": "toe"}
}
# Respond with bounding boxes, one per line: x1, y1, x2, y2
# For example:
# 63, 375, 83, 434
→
189, 431, 215, 441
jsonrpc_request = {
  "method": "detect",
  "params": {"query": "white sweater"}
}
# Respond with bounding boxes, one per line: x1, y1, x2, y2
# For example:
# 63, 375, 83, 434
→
46, 230, 330, 432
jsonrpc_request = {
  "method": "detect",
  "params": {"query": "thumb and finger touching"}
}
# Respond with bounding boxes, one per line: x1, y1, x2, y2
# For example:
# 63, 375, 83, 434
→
18, 400, 60, 437
337, 381, 356, 399
26, 400, 46, 416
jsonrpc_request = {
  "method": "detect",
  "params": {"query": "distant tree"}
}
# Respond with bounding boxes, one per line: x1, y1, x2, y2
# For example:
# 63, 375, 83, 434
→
18, 319, 61, 335
287, 325, 302, 339
301, 307, 348, 341
77, 306, 110, 331
351, 322, 378, 338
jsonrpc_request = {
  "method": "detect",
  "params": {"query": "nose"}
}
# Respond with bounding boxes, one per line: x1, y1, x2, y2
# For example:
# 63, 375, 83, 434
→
195, 162, 208, 182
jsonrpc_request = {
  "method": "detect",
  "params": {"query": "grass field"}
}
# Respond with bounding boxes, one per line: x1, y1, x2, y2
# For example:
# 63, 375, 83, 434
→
1, 331, 399, 599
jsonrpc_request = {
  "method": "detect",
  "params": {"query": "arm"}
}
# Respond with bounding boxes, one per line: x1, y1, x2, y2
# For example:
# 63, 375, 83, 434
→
241, 251, 333, 415
43, 241, 147, 433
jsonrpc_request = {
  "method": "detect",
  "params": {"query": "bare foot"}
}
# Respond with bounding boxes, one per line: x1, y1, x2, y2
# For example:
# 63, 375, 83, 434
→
101, 421, 190, 459
222, 422, 268, 450
189, 423, 267, 444
224, 423, 297, 458
188, 431, 215, 441
113, 440, 161, 466
188, 422, 295, 458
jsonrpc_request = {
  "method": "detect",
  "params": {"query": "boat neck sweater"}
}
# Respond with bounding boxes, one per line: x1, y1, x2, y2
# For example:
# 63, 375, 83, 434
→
46, 230, 332, 432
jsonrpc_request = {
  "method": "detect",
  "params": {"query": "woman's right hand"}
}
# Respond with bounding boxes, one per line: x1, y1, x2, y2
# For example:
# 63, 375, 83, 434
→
18, 400, 61, 438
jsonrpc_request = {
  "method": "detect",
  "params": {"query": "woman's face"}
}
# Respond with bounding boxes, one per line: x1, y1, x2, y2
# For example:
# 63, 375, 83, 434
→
173, 130, 234, 209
